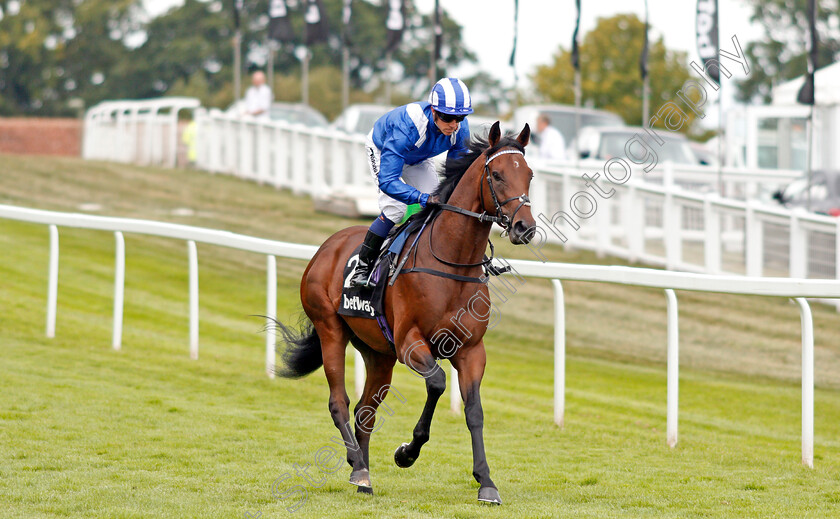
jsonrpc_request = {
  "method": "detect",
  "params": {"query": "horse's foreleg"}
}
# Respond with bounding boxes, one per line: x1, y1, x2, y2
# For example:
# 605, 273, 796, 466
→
452, 342, 500, 505
394, 333, 445, 468
349, 340, 397, 495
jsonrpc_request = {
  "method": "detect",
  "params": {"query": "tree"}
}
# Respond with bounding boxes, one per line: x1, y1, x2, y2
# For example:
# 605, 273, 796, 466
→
241, 0, 476, 98
532, 14, 698, 132
126, 0, 236, 101
736, 0, 840, 103
0, 0, 143, 115
0, 0, 476, 116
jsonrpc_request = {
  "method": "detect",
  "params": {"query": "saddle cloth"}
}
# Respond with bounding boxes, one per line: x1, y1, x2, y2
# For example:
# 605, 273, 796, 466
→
336, 216, 428, 346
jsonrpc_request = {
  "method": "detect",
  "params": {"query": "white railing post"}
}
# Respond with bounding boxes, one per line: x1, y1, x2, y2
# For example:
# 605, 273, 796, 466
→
704, 193, 721, 274
665, 288, 679, 448
309, 133, 326, 197
746, 200, 763, 277
291, 130, 306, 193
836, 217, 840, 312
259, 123, 271, 183
552, 279, 566, 427
794, 297, 814, 468
561, 170, 574, 247
355, 349, 365, 399
46, 225, 59, 338
595, 193, 610, 258
168, 109, 179, 168
789, 209, 807, 278
663, 164, 681, 269
266, 255, 277, 378
450, 363, 460, 414
188, 240, 199, 360
625, 184, 642, 263
112, 231, 125, 350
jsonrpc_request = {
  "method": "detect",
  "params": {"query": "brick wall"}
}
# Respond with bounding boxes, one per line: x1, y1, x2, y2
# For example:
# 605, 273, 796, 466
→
0, 118, 82, 156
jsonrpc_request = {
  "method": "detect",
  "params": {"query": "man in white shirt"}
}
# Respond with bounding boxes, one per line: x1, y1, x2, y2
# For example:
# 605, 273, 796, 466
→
243, 71, 272, 119
536, 113, 566, 161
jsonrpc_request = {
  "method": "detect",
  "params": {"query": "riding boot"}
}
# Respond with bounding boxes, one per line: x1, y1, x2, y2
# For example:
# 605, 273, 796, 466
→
349, 231, 386, 288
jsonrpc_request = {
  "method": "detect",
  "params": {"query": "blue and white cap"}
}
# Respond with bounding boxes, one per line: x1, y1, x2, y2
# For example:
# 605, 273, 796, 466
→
428, 77, 473, 116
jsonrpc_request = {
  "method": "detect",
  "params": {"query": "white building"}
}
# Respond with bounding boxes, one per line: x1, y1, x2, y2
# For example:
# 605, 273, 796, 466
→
726, 61, 840, 172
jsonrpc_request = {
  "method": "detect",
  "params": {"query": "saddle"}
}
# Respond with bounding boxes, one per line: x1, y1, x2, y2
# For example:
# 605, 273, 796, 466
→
336, 210, 510, 348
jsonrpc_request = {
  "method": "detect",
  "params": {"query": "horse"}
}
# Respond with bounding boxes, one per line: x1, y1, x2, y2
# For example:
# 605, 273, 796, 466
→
274, 122, 536, 505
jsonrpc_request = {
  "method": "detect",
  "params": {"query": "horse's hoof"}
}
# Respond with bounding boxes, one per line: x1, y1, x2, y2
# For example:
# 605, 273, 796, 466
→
356, 485, 374, 495
349, 468, 371, 489
394, 443, 416, 468
478, 486, 502, 505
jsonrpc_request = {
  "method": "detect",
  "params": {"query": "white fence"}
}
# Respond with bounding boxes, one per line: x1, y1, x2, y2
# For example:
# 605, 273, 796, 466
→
2, 203, 838, 468
83, 97, 200, 168
82, 102, 835, 286
189, 110, 838, 287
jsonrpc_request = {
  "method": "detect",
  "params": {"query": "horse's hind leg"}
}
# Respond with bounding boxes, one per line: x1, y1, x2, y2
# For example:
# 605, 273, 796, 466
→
311, 317, 368, 488
394, 330, 446, 468
349, 338, 397, 494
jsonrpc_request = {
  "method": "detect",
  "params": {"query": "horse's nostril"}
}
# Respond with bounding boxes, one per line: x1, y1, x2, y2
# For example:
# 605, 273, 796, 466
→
511, 220, 535, 244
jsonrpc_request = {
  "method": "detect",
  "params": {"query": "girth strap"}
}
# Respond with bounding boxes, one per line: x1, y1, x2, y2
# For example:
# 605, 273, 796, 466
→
399, 266, 487, 284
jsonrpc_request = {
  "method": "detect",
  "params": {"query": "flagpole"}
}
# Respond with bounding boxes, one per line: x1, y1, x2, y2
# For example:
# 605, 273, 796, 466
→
385, 51, 393, 105
268, 40, 275, 92
432, 0, 441, 82
804, 0, 818, 212
575, 70, 581, 164
641, 0, 649, 128
302, 47, 310, 106
510, 0, 519, 112
341, 0, 351, 112
234, 29, 242, 101
717, 90, 724, 196
302, 13, 309, 106
573, 0, 581, 165
342, 47, 350, 111
807, 104, 814, 211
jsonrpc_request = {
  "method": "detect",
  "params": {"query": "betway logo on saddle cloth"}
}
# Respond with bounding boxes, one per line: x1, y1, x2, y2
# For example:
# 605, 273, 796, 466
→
342, 293, 375, 318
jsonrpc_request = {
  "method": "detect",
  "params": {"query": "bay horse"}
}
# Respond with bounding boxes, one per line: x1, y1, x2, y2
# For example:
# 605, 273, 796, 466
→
275, 122, 535, 505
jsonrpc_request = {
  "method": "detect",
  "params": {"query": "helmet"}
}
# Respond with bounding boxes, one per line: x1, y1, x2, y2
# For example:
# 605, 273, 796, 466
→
428, 78, 474, 116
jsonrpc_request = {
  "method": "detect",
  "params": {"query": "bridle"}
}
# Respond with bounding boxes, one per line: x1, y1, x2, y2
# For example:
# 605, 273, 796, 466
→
479, 148, 531, 236
428, 147, 531, 269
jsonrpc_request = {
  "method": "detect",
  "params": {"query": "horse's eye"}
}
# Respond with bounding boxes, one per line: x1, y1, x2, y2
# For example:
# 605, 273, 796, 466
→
492, 171, 502, 182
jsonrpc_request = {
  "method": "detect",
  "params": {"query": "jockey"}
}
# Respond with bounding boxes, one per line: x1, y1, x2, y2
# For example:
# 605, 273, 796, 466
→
349, 78, 473, 288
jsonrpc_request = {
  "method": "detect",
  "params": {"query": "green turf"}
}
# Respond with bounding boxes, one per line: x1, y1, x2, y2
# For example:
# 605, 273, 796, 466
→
2, 154, 840, 518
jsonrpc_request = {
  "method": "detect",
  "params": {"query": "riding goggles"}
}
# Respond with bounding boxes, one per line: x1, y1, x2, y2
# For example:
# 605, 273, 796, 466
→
436, 111, 466, 123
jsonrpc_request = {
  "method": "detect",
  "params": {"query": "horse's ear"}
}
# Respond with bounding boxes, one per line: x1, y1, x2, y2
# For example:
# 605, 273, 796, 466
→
517, 123, 531, 148
488, 121, 501, 147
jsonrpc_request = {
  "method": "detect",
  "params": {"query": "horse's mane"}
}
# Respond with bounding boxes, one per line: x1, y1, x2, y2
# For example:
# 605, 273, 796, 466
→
412, 134, 525, 222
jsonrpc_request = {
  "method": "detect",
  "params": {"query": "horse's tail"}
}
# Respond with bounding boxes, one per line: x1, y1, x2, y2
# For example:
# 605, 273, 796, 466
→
269, 316, 323, 378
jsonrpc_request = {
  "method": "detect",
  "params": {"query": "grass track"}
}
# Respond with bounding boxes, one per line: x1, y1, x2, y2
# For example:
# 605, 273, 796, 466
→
2, 154, 840, 518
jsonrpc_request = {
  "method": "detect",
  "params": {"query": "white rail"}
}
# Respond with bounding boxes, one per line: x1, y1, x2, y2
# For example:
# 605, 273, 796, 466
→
2, 203, 836, 468
83, 97, 200, 168
189, 110, 837, 287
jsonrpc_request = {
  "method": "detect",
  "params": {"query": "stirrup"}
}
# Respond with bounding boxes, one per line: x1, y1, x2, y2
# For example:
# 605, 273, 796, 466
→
349, 267, 373, 288
484, 261, 511, 277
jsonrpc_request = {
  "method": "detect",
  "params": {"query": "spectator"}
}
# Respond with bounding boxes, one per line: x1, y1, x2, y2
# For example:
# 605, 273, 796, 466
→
243, 71, 272, 119
536, 113, 566, 161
